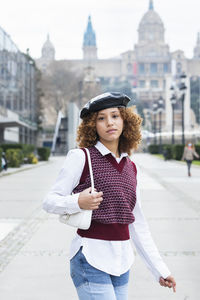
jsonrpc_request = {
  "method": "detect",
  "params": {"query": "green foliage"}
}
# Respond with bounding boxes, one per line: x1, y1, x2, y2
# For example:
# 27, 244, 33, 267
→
195, 145, 200, 160
171, 144, 185, 160
6, 149, 24, 167
0, 143, 35, 155
0, 143, 23, 152
162, 145, 173, 160
0, 147, 2, 172
22, 144, 35, 156
27, 153, 38, 164
37, 147, 50, 161
148, 144, 159, 154
149, 143, 200, 162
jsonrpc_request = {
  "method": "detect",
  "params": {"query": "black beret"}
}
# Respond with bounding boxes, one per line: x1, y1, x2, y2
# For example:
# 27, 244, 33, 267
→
80, 92, 130, 119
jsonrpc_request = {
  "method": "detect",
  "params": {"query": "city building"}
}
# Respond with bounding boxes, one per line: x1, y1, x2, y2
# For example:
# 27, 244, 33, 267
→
0, 26, 38, 144
36, 0, 200, 139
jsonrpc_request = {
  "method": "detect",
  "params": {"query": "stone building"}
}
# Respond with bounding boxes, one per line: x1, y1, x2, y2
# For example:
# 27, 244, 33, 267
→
36, 34, 55, 72
36, 0, 200, 137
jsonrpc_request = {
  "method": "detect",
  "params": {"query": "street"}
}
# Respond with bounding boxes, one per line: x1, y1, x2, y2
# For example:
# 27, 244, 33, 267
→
0, 154, 199, 300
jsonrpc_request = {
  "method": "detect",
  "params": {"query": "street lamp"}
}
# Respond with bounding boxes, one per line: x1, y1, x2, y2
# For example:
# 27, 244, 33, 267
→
170, 86, 177, 144
179, 72, 187, 145
152, 101, 158, 144
157, 96, 164, 153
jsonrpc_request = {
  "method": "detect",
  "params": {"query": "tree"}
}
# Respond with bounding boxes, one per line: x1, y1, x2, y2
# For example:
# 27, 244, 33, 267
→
39, 61, 83, 127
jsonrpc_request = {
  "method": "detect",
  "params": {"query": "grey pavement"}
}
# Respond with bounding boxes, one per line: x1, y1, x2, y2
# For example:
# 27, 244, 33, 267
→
0, 154, 199, 300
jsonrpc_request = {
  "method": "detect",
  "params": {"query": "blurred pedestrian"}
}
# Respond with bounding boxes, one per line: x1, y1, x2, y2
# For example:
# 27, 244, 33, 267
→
163, 148, 168, 161
181, 142, 199, 176
43, 92, 176, 299
1, 152, 7, 171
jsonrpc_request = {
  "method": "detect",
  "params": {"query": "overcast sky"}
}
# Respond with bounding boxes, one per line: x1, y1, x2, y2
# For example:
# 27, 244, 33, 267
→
0, 0, 200, 60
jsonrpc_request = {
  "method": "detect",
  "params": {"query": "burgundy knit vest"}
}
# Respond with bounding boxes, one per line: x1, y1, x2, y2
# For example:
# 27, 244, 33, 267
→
73, 146, 137, 240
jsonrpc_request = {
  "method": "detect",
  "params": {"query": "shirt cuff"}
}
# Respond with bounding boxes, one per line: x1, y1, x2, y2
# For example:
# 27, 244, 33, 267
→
64, 193, 82, 214
155, 265, 171, 282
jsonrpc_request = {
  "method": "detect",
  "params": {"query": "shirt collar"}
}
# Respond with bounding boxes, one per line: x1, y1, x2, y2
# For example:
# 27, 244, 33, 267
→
95, 141, 128, 159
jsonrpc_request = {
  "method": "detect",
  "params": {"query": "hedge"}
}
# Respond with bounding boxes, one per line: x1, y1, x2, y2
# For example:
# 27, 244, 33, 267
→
37, 147, 50, 161
162, 145, 173, 160
148, 143, 200, 161
0, 143, 36, 155
195, 145, 200, 160
171, 144, 184, 160
27, 153, 38, 164
22, 144, 35, 156
6, 149, 24, 167
148, 144, 160, 154
0, 143, 23, 152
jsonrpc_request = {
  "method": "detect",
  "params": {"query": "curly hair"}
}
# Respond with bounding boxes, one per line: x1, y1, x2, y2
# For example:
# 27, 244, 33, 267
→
76, 107, 142, 156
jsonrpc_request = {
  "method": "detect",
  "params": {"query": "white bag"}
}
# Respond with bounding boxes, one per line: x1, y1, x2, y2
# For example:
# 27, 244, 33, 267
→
59, 148, 94, 230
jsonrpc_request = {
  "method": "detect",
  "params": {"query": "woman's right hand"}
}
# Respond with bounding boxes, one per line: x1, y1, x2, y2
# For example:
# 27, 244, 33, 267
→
78, 187, 103, 210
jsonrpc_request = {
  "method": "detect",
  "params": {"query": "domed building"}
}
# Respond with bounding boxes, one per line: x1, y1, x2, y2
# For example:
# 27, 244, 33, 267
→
36, 1, 172, 106
133, 0, 171, 105
36, 0, 200, 136
138, 0, 165, 43
37, 34, 55, 71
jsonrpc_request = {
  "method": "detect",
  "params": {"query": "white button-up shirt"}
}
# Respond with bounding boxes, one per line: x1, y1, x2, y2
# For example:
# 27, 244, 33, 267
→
43, 141, 171, 281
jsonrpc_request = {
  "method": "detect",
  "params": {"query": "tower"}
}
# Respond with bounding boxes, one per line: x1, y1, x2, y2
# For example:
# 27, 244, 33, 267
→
82, 16, 97, 60
41, 34, 55, 61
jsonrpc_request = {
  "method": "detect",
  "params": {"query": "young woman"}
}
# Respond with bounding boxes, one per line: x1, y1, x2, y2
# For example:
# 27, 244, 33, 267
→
181, 142, 199, 176
43, 92, 176, 300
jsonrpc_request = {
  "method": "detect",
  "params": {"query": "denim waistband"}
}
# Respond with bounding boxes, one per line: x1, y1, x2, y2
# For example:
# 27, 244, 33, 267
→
70, 247, 130, 288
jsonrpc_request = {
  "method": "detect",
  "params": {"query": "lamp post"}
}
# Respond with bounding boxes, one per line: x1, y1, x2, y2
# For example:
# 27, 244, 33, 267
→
157, 96, 164, 153
170, 94, 177, 144
146, 110, 151, 132
170, 86, 177, 144
179, 72, 187, 145
152, 101, 158, 144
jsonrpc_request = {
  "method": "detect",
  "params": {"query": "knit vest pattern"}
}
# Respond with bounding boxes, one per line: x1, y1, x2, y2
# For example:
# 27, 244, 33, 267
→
73, 146, 137, 225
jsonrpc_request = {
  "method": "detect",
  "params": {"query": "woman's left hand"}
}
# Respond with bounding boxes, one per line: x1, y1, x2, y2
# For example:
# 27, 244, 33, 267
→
159, 276, 176, 292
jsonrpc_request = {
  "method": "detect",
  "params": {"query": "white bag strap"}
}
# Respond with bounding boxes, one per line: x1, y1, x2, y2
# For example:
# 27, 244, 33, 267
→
85, 148, 95, 193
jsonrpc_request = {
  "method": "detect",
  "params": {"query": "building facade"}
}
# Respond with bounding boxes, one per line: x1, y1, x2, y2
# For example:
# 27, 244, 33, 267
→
37, 0, 200, 135
0, 26, 38, 144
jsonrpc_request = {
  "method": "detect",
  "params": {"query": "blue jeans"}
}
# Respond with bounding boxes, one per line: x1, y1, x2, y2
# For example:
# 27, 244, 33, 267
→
70, 248, 129, 300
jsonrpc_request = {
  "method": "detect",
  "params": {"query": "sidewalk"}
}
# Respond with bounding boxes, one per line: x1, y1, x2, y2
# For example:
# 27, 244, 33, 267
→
0, 154, 199, 300
0, 160, 51, 177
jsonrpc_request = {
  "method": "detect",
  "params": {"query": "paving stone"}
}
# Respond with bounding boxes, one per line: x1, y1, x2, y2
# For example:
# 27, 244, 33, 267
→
0, 154, 199, 299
